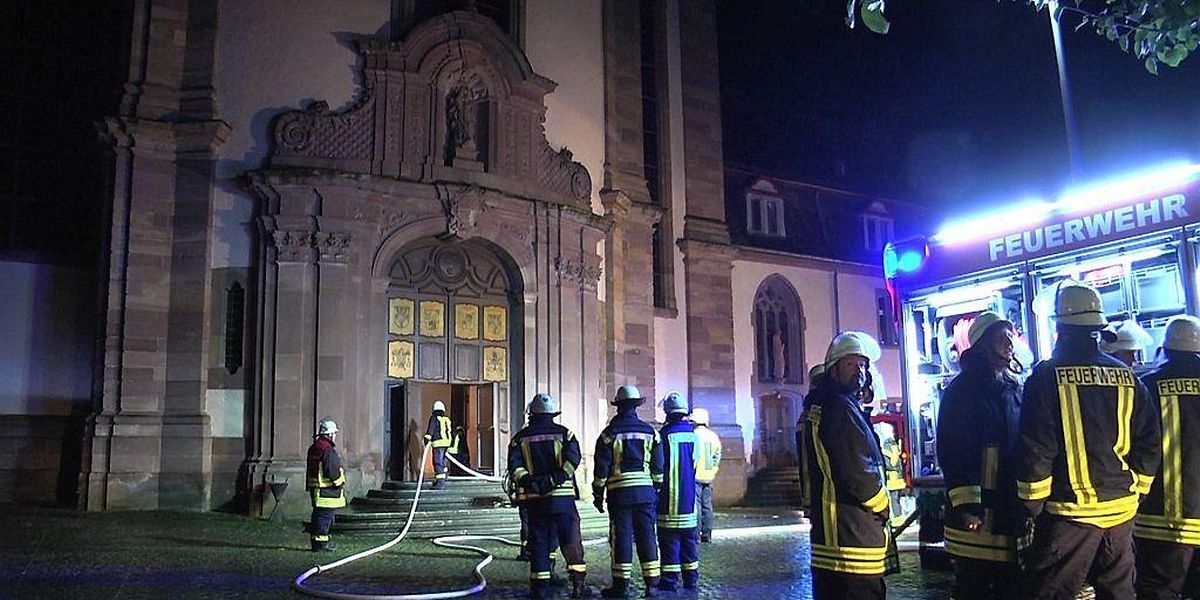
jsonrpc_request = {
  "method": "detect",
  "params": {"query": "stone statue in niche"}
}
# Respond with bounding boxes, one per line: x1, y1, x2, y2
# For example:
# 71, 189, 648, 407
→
446, 81, 484, 170
773, 328, 787, 381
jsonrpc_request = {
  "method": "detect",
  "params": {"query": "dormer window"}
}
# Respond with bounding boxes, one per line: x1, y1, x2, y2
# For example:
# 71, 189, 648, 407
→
862, 202, 894, 251
747, 192, 785, 237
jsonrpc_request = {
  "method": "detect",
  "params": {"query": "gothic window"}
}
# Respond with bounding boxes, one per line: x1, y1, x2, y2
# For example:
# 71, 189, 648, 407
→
641, 0, 675, 310
753, 275, 804, 383
747, 193, 785, 237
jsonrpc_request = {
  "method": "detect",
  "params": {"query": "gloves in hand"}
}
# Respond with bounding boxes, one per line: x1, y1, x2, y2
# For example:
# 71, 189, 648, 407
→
551, 470, 569, 486
592, 487, 606, 513
947, 504, 985, 532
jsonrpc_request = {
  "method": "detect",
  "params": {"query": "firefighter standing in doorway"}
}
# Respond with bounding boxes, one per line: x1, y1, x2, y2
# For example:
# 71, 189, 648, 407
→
691, 407, 721, 543
656, 392, 701, 591
306, 417, 347, 552
1135, 315, 1200, 600
508, 393, 588, 599
448, 425, 470, 475
1017, 284, 1161, 599
425, 400, 453, 489
593, 385, 663, 598
800, 331, 895, 600
936, 311, 1026, 599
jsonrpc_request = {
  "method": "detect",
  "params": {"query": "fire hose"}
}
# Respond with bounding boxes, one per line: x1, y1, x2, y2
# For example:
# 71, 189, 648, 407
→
292, 443, 605, 599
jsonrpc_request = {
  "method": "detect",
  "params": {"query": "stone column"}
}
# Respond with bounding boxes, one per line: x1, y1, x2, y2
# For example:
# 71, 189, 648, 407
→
81, 0, 228, 510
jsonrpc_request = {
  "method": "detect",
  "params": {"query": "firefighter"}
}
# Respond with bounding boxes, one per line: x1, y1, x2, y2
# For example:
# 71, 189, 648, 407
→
1101, 319, 1155, 370
691, 407, 721, 543
874, 421, 907, 528
448, 425, 470, 475
799, 331, 894, 600
656, 392, 701, 591
305, 417, 346, 552
508, 393, 588, 599
1135, 315, 1200, 600
936, 311, 1025, 600
798, 363, 826, 511
1017, 284, 1161, 600
593, 385, 663, 598
424, 400, 453, 489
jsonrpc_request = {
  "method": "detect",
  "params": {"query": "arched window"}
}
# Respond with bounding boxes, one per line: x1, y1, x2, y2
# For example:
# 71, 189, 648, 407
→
753, 275, 804, 383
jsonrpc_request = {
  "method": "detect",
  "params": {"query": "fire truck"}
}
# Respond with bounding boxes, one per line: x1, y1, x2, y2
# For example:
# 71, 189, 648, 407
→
883, 162, 1200, 566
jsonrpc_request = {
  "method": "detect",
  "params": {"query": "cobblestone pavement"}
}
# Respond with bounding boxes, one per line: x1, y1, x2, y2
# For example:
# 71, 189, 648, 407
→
1, 507, 953, 599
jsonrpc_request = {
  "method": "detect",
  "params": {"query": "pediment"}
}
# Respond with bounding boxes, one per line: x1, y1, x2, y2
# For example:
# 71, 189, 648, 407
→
267, 10, 591, 209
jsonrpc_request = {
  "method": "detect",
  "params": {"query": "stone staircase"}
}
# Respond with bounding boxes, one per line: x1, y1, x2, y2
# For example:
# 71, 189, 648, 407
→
333, 478, 609, 538
740, 467, 802, 508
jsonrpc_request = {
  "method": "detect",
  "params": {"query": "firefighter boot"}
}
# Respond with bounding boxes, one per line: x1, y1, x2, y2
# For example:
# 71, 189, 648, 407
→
600, 578, 630, 598
516, 544, 532, 561
643, 577, 660, 597
530, 579, 554, 600
550, 557, 567, 588
656, 576, 678, 592
310, 540, 335, 553
569, 571, 591, 599
682, 570, 698, 590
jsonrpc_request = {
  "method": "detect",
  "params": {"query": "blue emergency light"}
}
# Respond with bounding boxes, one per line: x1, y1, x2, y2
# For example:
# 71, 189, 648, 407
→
883, 238, 929, 279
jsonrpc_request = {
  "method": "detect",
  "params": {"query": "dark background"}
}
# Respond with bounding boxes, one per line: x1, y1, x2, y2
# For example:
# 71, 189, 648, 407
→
718, 0, 1200, 219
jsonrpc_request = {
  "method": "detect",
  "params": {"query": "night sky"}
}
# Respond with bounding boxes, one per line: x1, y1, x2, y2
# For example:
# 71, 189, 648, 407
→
718, 0, 1200, 219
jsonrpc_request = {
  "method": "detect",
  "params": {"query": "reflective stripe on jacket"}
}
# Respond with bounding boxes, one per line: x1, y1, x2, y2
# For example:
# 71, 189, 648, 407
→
425, 413, 453, 448
937, 349, 1027, 563
694, 425, 722, 484
306, 435, 347, 509
593, 411, 664, 505
657, 417, 700, 528
800, 380, 893, 576
507, 415, 581, 504
1016, 337, 1161, 528
1136, 354, 1200, 546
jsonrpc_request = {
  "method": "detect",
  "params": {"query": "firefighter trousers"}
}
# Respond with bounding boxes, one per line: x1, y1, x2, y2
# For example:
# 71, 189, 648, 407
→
528, 504, 584, 584
696, 482, 714, 539
811, 568, 885, 600
1022, 515, 1134, 600
310, 506, 336, 544
608, 502, 660, 583
951, 556, 1019, 600
1135, 537, 1196, 600
431, 447, 448, 481
658, 525, 699, 586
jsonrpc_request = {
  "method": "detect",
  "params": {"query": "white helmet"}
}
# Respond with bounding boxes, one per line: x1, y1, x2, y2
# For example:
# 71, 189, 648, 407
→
318, 417, 338, 436
967, 311, 1014, 349
1101, 320, 1154, 353
433, 400, 447, 412
824, 331, 882, 370
612, 385, 644, 405
691, 408, 710, 426
1055, 284, 1107, 327
662, 391, 689, 415
1164, 315, 1200, 353
529, 393, 559, 415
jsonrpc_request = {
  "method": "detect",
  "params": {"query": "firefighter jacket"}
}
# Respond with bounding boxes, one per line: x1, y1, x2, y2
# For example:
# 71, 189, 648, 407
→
657, 416, 700, 528
800, 378, 894, 576
1136, 352, 1200, 546
507, 414, 581, 508
694, 424, 722, 484
593, 409, 664, 506
306, 435, 347, 509
1016, 335, 1161, 529
425, 411, 453, 449
937, 348, 1027, 563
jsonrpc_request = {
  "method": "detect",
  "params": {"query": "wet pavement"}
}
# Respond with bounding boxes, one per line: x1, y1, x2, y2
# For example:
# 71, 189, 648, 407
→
2, 507, 954, 599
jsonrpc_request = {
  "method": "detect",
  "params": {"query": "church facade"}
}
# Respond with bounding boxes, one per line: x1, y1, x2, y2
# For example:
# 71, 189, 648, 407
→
2, 0, 917, 514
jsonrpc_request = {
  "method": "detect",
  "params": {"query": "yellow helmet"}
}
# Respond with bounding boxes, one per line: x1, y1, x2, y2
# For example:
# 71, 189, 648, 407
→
1054, 283, 1107, 327
967, 311, 1014, 349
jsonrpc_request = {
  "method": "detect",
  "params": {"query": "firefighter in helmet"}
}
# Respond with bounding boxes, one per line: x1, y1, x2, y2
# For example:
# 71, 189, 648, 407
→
800, 331, 895, 599
691, 407, 722, 543
593, 385, 664, 598
1017, 283, 1161, 599
508, 393, 588, 599
936, 311, 1026, 599
306, 417, 346, 552
656, 392, 701, 591
1135, 315, 1200, 599
1101, 319, 1155, 371
424, 400, 453, 489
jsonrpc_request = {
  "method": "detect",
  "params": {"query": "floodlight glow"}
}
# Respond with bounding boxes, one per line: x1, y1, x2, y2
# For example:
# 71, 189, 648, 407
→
883, 239, 929, 278
931, 161, 1200, 247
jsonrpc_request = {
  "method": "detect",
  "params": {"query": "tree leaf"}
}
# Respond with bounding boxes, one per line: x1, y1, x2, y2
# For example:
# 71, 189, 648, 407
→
861, 1, 891, 34
1145, 55, 1159, 74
